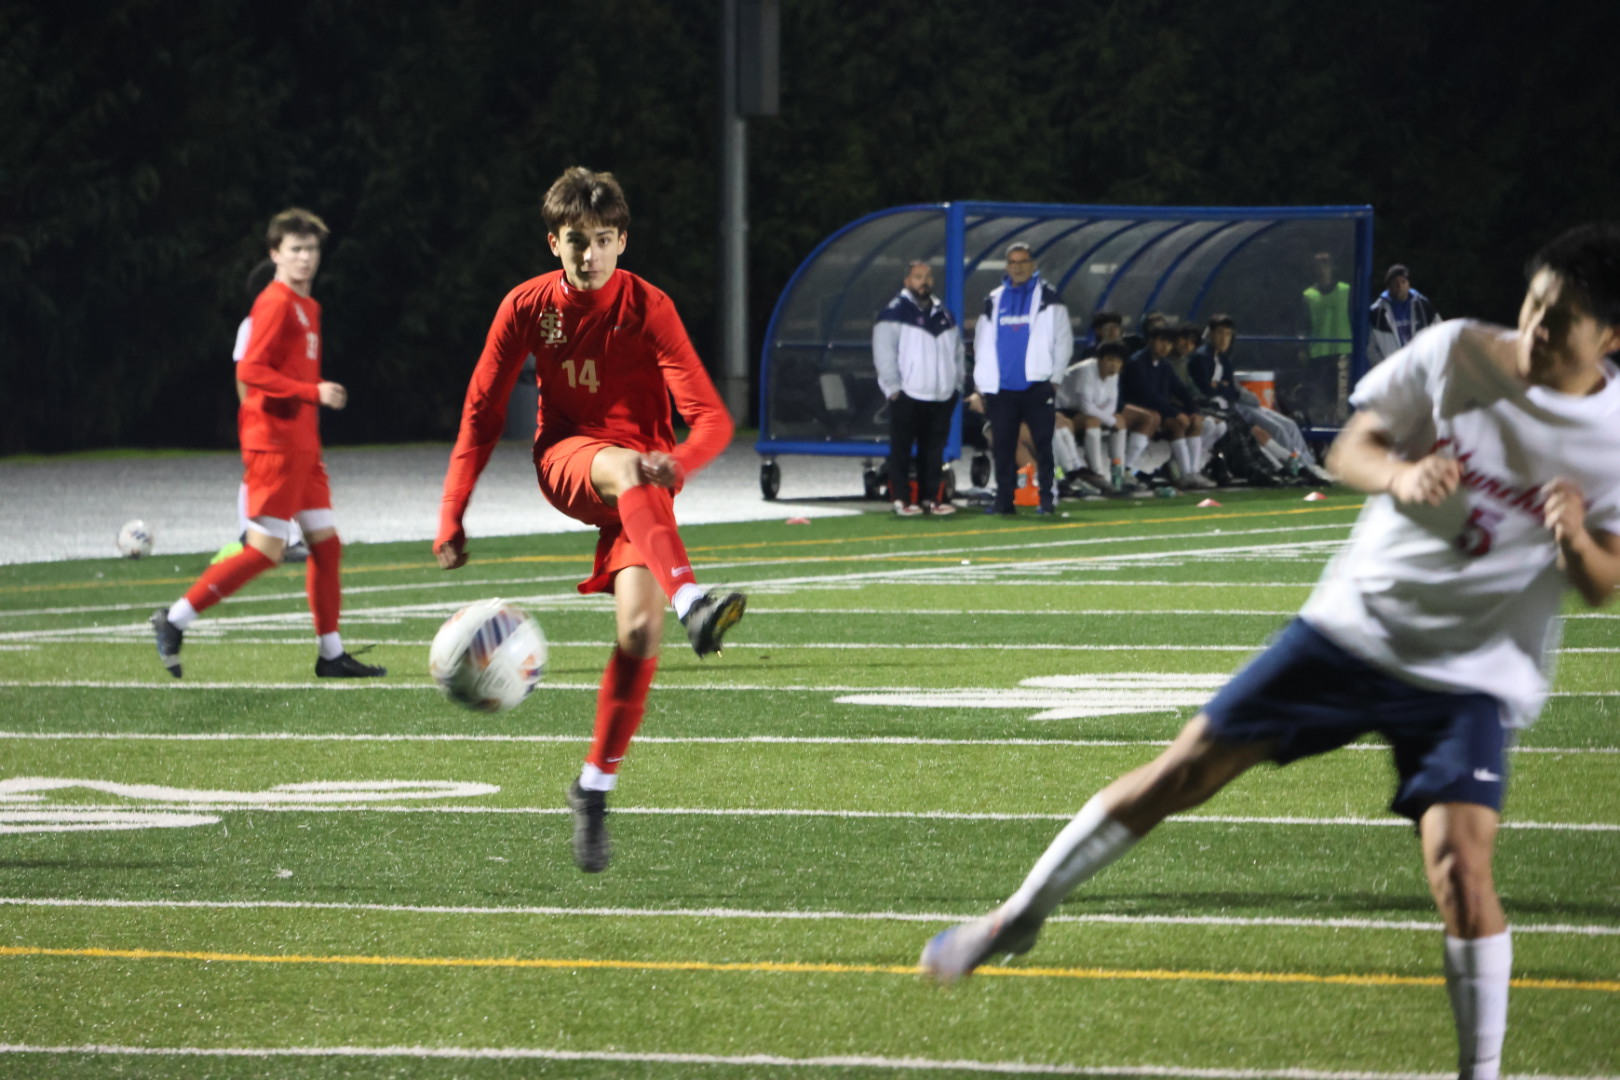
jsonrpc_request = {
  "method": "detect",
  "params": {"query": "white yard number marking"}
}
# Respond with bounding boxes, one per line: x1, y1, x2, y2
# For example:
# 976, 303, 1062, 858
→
0, 778, 499, 834
837, 673, 1230, 721
559, 358, 600, 393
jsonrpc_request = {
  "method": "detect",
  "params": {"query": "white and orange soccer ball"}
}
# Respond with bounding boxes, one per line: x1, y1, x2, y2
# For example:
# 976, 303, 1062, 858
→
116, 519, 154, 558
429, 599, 547, 712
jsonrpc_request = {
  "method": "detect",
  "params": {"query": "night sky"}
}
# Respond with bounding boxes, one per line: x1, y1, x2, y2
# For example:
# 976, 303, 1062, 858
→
5, 0, 1618, 453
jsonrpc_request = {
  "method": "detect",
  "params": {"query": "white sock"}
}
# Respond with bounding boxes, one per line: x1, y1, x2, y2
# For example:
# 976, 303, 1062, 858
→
1109, 429, 1127, 468
1258, 438, 1290, 467
1052, 426, 1084, 472
166, 598, 198, 630
1171, 438, 1194, 476
318, 632, 344, 661
673, 582, 705, 620
1198, 418, 1226, 471
1004, 794, 1138, 921
1124, 432, 1151, 471
1083, 427, 1106, 474
1445, 931, 1511, 1080
579, 763, 617, 792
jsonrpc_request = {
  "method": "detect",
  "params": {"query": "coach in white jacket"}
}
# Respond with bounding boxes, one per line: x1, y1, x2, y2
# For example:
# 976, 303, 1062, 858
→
973, 243, 1073, 514
873, 261, 966, 515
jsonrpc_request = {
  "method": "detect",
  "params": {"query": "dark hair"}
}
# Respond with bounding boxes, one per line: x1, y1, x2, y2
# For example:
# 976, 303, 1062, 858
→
266, 208, 329, 251
1091, 310, 1122, 330
1174, 322, 1199, 339
1142, 310, 1169, 332
1206, 313, 1235, 331
244, 258, 275, 299
1526, 223, 1620, 327
1096, 341, 1129, 361
542, 166, 631, 234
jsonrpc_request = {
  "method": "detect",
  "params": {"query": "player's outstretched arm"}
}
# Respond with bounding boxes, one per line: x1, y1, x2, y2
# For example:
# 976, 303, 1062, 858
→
1543, 478, 1620, 606
1327, 409, 1460, 505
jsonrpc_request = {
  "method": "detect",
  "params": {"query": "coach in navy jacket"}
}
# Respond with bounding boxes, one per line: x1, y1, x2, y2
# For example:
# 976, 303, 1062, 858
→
972, 243, 1073, 513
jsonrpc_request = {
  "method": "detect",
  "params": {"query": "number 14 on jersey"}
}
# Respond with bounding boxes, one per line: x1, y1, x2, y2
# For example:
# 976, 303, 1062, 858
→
559, 358, 600, 393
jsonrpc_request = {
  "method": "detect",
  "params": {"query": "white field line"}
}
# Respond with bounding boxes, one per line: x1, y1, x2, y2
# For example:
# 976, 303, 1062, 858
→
15, 803, 1618, 831
7, 1044, 1590, 1080
0, 731, 1612, 755
5, 680, 1620, 702
0, 523, 1351, 624
3, 895, 1616, 937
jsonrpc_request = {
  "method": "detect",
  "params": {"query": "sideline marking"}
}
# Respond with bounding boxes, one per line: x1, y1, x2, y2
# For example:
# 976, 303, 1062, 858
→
6, 1044, 1607, 1080
2, 944, 1616, 994
3, 896, 1616, 937
0, 503, 1362, 599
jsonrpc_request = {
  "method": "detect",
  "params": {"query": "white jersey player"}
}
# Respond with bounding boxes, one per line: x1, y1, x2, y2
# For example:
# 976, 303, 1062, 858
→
921, 223, 1620, 1080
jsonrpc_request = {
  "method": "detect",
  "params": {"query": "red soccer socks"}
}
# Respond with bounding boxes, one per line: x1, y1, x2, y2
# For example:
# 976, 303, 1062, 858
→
585, 647, 659, 776
615, 483, 697, 602
306, 535, 342, 636
183, 545, 275, 614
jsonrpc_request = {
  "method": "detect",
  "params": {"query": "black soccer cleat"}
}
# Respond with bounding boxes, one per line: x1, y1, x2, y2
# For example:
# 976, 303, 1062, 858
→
149, 608, 183, 679
315, 651, 387, 678
680, 590, 747, 658
566, 779, 611, 873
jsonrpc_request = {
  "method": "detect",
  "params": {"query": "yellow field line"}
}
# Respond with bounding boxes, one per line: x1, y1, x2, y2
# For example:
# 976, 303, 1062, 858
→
2, 945, 1612, 993
0, 503, 1360, 595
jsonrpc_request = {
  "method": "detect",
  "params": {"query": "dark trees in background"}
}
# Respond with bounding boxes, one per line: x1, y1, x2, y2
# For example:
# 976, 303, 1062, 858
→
4, 0, 1618, 453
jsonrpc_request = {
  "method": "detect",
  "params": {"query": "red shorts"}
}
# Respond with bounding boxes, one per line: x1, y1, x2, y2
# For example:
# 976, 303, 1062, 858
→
242, 451, 331, 520
535, 436, 683, 596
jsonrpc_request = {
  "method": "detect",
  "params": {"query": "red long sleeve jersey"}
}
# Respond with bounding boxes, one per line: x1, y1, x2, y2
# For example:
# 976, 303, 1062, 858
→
237, 281, 324, 453
438, 269, 734, 546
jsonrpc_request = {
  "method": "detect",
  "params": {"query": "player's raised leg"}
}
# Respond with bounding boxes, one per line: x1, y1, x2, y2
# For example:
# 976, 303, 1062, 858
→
149, 523, 284, 678
921, 715, 1269, 982
1422, 802, 1510, 1080
567, 565, 664, 872
591, 446, 745, 658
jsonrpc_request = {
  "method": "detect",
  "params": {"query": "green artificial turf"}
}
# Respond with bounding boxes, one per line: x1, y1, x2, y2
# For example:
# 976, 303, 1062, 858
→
1, 488, 1616, 1078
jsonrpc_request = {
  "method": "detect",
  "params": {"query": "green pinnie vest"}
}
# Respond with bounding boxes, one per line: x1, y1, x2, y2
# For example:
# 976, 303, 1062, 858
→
1303, 281, 1351, 358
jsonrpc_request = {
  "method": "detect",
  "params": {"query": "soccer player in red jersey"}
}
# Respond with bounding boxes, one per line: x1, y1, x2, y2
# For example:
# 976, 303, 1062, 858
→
435, 167, 746, 873
149, 209, 385, 681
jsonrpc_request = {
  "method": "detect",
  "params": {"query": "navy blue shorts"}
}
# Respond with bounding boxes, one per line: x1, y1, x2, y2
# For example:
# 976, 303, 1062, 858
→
1203, 619, 1508, 822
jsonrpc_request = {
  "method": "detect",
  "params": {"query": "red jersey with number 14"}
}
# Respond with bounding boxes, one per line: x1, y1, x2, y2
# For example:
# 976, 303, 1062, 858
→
237, 280, 324, 453
438, 269, 733, 544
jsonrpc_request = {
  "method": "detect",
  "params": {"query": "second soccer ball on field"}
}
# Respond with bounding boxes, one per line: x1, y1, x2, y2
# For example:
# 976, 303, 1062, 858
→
429, 599, 547, 713
116, 519, 154, 559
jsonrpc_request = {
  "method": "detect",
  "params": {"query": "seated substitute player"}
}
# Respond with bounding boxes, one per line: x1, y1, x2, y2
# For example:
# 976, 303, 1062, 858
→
435, 166, 745, 874
921, 223, 1620, 1080
1056, 341, 1152, 494
1119, 323, 1212, 489
150, 209, 383, 680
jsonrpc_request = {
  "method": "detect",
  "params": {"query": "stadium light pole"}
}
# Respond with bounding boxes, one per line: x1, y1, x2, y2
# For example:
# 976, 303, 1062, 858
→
719, 0, 778, 425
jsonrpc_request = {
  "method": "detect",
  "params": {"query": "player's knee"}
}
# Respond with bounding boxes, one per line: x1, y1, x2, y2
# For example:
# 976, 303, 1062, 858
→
618, 620, 661, 658
1426, 843, 1496, 915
